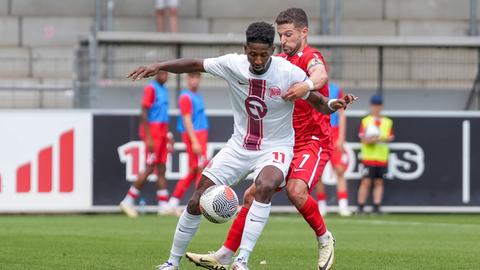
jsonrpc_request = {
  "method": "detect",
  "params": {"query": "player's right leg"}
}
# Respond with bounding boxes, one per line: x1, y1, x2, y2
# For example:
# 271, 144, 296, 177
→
156, 175, 216, 270
357, 177, 372, 214
316, 181, 328, 216
186, 184, 256, 269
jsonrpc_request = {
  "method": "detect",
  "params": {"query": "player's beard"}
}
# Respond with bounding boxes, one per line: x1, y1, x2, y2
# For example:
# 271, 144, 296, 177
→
284, 40, 303, 57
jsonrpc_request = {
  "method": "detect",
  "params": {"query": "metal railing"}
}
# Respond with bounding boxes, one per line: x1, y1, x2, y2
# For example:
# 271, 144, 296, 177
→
75, 32, 480, 109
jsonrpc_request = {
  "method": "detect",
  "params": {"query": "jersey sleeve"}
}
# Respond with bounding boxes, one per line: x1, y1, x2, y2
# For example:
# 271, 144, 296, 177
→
141, 85, 155, 109
288, 64, 308, 87
304, 51, 326, 76
203, 54, 233, 79
178, 94, 193, 115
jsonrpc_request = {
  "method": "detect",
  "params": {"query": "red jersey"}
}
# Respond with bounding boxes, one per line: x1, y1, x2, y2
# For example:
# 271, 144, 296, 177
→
277, 45, 331, 149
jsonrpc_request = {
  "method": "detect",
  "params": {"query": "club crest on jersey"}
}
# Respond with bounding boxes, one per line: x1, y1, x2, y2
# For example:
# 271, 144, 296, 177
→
245, 96, 268, 120
268, 86, 281, 98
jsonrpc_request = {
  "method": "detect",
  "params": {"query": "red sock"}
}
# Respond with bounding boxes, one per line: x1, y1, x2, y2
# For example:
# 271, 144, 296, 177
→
298, 195, 327, 236
172, 172, 196, 199
337, 191, 348, 200
223, 206, 249, 252
317, 192, 327, 201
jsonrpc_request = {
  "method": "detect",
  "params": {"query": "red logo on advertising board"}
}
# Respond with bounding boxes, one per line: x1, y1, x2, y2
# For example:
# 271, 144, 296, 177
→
14, 129, 74, 193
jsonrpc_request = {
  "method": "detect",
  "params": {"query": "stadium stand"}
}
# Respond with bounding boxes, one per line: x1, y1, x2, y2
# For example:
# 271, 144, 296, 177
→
0, 0, 479, 108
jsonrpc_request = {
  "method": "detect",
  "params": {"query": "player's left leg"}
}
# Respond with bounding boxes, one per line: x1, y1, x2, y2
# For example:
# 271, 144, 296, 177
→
335, 165, 351, 217
316, 181, 328, 216
286, 142, 335, 270
372, 175, 384, 214
233, 166, 284, 270
155, 136, 170, 215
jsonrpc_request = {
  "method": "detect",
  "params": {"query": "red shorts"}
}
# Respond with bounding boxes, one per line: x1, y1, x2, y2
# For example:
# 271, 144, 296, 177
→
182, 130, 208, 170
330, 128, 349, 170
287, 140, 332, 192
144, 135, 168, 165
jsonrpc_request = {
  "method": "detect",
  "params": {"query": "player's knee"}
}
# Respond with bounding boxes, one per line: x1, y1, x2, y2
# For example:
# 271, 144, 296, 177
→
186, 195, 201, 215
286, 181, 308, 206
254, 181, 276, 202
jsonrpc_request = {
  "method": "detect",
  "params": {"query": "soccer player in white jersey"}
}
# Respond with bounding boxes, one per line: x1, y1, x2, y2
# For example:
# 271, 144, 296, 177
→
128, 22, 352, 270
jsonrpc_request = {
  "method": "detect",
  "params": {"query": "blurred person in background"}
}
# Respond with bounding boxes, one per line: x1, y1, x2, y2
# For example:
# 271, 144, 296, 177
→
120, 71, 173, 217
164, 72, 209, 215
357, 94, 394, 214
155, 0, 178, 32
316, 82, 351, 217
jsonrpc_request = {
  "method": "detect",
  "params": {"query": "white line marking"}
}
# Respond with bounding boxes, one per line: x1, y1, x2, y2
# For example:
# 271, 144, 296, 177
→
463, 120, 471, 204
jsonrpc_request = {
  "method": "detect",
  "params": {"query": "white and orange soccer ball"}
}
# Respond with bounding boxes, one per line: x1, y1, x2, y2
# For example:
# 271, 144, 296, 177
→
199, 185, 239, 223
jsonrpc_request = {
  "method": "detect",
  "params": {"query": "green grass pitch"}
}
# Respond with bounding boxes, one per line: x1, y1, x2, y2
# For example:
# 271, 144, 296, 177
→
1, 213, 479, 269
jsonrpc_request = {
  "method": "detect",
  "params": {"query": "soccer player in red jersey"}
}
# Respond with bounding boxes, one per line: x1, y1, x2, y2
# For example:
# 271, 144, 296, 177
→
120, 71, 172, 217
186, 8, 350, 270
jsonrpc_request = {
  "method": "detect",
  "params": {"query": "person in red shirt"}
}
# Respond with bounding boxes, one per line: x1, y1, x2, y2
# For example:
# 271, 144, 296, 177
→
120, 71, 173, 217
165, 72, 209, 215
185, 8, 355, 270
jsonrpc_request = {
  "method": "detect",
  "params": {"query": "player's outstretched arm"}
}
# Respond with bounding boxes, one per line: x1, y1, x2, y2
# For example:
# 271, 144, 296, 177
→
127, 58, 205, 80
306, 92, 358, 114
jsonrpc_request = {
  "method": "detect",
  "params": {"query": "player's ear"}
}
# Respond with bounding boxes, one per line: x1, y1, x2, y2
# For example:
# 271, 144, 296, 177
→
244, 44, 248, 54
301, 27, 309, 39
270, 45, 275, 54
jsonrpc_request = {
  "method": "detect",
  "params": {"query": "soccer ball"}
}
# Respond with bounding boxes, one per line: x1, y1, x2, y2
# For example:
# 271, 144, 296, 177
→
364, 124, 380, 138
199, 185, 239, 224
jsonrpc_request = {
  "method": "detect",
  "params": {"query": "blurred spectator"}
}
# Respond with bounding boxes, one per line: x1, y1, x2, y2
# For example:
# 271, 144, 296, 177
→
357, 95, 394, 214
165, 73, 209, 215
119, 71, 172, 217
316, 82, 351, 217
155, 0, 178, 32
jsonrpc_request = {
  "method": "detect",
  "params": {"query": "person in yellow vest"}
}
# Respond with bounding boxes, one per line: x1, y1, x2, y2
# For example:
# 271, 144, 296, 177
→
357, 94, 394, 214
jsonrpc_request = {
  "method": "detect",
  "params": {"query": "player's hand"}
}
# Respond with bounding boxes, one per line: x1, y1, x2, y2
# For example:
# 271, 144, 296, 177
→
342, 94, 358, 108
146, 137, 155, 153
127, 64, 160, 81
282, 82, 309, 101
192, 141, 202, 155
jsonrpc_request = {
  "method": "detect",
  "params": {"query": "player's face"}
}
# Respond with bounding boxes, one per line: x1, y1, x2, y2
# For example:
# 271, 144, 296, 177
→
156, 71, 168, 84
245, 42, 275, 73
187, 74, 201, 91
277, 23, 307, 56
370, 104, 383, 115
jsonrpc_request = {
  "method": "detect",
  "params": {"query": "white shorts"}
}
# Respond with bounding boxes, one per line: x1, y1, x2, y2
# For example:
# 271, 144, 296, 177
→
202, 142, 293, 188
155, 0, 178, 9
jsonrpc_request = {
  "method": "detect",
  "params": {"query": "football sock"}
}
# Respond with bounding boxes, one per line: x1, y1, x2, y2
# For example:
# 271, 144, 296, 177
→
157, 189, 169, 209
214, 246, 235, 264
338, 191, 349, 210
299, 195, 327, 237
373, 204, 381, 213
318, 230, 331, 246
223, 206, 249, 252
237, 200, 271, 264
358, 204, 365, 212
317, 192, 327, 215
168, 197, 180, 208
168, 210, 202, 266
172, 172, 196, 199
123, 186, 139, 205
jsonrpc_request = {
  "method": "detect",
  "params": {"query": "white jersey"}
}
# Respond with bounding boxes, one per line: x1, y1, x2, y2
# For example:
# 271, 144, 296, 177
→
204, 53, 308, 150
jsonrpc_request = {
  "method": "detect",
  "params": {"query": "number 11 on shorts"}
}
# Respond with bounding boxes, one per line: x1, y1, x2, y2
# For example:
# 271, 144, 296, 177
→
273, 152, 286, 163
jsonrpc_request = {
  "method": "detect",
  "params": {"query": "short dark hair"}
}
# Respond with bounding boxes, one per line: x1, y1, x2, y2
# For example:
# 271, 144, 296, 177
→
246, 22, 275, 46
275, 8, 309, 28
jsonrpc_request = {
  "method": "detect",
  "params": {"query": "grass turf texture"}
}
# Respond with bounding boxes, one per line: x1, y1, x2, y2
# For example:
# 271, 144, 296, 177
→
1, 214, 479, 269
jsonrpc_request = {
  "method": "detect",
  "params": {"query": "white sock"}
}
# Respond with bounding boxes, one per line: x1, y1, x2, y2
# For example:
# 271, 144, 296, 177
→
157, 189, 169, 209
168, 210, 202, 266
214, 246, 234, 264
318, 231, 331, 246
237, 200, 271, 264
168, 197, 180, 208
318, 200, 327, 216
122, 186, 139, 205
339, 198, 349, 211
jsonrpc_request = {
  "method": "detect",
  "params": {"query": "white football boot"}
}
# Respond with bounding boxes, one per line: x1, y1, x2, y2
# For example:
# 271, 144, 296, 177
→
318, 231, 335, 270
185, 252, 229, 270
155, 262, 178, 270
119, 201, 138, 218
